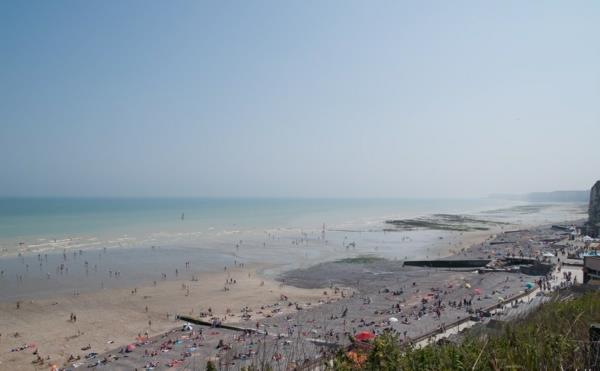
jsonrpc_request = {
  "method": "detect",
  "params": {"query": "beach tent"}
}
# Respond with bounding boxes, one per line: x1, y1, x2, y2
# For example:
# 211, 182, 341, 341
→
584, 236, 594, 242
389, 317, 399, 323
126, 344, 136, 352
525, 282, 534, 289
355, 331, 376, 342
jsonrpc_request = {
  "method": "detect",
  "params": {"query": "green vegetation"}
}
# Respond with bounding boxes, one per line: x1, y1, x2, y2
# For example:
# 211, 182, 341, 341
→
432, 214, 510, 225
386, 220, 487, 232
329, 292, 600, 370
337, 255, 385, 264
385, 214, 508, 232
205, 360, 217, 371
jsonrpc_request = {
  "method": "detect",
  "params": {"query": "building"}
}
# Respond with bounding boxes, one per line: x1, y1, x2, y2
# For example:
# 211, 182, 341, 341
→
583, 255, 600, 284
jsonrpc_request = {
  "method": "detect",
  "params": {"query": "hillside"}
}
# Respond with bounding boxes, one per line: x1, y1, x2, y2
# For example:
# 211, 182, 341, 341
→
332, 290, 600, 370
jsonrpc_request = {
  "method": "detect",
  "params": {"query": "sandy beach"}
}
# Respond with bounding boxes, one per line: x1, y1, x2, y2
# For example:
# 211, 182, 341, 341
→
0, 203, 587, 370
0, 264, 340, 370
0, 224, 502, 370
65, 222, 582, 370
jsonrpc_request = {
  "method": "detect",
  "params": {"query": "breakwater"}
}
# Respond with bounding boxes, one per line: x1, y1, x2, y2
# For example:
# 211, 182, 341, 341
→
403, 259, 491, 268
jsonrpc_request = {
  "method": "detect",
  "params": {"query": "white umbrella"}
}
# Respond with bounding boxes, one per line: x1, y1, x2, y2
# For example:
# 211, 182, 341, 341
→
389, 317, 399, 323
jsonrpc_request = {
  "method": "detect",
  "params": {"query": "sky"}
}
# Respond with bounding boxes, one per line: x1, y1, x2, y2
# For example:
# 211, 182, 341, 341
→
1, 1, 599, 198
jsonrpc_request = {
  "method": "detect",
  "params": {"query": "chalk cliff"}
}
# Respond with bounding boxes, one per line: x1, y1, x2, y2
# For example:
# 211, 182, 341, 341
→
588, 181, 600, 237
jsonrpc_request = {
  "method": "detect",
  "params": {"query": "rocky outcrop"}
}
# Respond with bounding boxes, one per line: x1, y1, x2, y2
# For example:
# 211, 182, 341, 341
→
588, 181, 600, 237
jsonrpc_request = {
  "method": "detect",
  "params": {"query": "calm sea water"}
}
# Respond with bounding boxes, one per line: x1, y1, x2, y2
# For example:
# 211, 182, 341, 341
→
0, 197, 514, 243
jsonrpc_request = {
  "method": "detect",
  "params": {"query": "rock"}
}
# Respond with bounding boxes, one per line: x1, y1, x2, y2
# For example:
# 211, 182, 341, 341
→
587, 180, 600, 237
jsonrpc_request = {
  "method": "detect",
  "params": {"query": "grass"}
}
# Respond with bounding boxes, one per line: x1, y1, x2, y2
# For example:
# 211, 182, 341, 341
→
337, 255, 386, 264
329, 291, 600, 370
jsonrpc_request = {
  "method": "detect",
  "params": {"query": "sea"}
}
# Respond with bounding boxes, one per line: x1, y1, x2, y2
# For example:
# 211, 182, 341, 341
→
0, 197, 587, 301
0, 197, 551, 247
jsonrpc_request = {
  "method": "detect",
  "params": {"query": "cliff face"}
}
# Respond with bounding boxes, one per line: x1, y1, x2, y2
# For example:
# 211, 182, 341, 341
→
589, 181, 600, 237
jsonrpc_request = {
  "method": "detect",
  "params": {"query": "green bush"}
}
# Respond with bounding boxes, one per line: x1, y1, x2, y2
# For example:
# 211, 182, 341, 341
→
332, 292, 600, 370
206, 360, 217, 371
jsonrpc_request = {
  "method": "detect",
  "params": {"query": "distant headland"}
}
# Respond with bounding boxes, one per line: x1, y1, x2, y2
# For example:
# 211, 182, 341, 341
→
490, 190, 590, 203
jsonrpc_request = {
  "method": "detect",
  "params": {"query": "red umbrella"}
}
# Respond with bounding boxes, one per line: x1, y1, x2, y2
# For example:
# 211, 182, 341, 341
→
126, 344, 136, 352
355, 331, 376, 342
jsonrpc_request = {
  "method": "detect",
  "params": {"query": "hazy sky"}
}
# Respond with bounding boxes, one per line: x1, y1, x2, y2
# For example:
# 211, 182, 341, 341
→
1, 1, 599, 198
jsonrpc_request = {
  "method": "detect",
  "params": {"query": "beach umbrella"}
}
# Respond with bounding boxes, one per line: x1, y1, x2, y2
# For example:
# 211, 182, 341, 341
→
355, 331, 376, 342
464, 283, 471, 289
389, 317, 399, 323
474, 288, 482, 295
525, 282, 534, 289
126, 344, 136, 352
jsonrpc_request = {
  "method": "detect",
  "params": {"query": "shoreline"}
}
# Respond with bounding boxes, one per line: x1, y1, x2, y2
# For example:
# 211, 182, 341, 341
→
0, 204, 587, 370
0, 224, 501, 370
0, 219, 510, 303
0, 201, 586, 259
92, 220, 581, 370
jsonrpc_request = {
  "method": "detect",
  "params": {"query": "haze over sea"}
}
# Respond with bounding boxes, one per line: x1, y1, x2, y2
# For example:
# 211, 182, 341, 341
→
0, 197, 585, 254
0, 197, 522, 247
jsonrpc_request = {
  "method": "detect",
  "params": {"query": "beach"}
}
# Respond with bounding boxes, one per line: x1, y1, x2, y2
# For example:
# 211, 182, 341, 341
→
0, 263, 340, 370
0, 200, 588, 370
11, 221, 582, 370
4, 1, 599, 368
